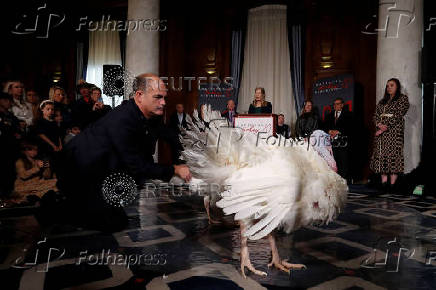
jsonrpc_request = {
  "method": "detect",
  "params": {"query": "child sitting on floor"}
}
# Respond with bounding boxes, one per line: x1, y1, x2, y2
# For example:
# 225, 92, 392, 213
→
10, 141, 57, 204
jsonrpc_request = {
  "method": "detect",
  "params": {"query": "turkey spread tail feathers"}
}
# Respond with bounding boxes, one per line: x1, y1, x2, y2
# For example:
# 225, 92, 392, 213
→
179, 105, 349, 240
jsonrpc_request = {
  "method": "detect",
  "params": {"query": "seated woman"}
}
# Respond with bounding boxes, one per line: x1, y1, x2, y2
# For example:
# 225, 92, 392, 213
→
248, 87, 272, 114
295, 100, 319, 138
11, 142, 57, 204
4, 80, 34, 127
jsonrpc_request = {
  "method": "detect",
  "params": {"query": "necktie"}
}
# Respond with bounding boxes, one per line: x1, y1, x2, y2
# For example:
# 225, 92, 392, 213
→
335, 111, 338, 124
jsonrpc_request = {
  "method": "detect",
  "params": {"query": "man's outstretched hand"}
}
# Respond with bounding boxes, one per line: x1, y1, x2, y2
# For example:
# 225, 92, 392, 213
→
174, 165, 192, 182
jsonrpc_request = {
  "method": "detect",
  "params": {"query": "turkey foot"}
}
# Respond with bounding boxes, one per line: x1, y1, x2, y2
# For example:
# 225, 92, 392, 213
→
267, 234, 306, 274
240, 222, 267, 278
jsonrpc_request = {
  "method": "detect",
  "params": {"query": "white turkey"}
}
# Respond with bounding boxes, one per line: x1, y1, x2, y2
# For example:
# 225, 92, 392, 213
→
179, 105, 348, 277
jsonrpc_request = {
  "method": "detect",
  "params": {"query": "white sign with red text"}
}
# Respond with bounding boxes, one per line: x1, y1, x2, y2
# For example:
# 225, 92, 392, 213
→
234, 115, 274, 137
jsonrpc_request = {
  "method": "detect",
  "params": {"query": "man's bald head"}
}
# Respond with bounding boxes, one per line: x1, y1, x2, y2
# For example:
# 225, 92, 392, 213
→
133, 73, 165, 93
133, 73, 168, 118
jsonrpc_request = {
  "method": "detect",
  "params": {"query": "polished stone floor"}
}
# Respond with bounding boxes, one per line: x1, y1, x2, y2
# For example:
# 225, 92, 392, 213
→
1, 186, 436, 289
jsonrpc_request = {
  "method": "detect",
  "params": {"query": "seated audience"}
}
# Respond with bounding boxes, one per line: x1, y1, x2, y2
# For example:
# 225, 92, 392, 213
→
248, 87, 272, 114
26, 89, 40, 125
54, 108, 67, 141
71, 81, 94, 129
296, 100, 319, 138
64, 124, 81, 144
49, 86, 72, 126
276, 113, 290, 138
0, 92, 22, 197
11, 141, 57, 204
89, 87, 112, 123
4, 80, 34, 127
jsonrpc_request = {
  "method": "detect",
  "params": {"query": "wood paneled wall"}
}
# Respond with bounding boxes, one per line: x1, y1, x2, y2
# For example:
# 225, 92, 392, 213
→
158, 1, 235, 164
303, 0, 378, 180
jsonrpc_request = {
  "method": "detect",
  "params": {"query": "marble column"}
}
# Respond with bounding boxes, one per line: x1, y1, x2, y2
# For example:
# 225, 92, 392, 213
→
126, 0, 160, 161
376, 0, 423, 173
126, 0, 160, 85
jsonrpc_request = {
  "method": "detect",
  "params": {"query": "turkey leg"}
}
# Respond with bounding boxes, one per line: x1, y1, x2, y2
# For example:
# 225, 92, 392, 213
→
240, 222, 267, 278
267, 233, 306, 274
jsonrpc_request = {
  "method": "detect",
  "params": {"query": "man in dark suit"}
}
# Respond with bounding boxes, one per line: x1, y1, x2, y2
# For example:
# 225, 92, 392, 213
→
221, 99, 237, 126
169, 103, 188, 133
56, 74, 191, 232
323, 97, 353, 182
276, 113, 290, 138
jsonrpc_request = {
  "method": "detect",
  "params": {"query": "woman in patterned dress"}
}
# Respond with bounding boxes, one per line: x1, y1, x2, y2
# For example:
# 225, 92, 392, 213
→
370, 78, 409, 192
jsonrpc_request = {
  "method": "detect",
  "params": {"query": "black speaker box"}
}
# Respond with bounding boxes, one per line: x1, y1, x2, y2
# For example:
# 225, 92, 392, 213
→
103, 65, 124, 97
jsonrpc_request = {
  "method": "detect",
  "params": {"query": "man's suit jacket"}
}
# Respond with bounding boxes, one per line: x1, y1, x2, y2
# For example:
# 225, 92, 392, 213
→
276, 124, 290, 139
323, 109, 353, 151
169, 112, 188, 131
221, 109, 238, 124
323, 109, 353, 137
58, 99, 182, 197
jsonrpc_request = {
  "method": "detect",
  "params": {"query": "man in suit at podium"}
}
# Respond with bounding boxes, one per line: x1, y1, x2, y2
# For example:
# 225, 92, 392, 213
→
221, 99, 237, 126
169, 103, 188, 133
323, 97, 353, 183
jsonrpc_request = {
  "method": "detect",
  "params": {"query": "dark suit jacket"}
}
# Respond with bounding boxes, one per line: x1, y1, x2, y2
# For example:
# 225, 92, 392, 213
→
169, 112, 188, 132
221, 109, 238, 124
58, 99, 182, 196
276, 124, 290, 138
323, 110, 352, 136
248, 102, 272, 114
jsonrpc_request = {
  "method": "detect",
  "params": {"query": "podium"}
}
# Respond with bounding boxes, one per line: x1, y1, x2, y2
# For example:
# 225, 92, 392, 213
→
233, 114, 277, 137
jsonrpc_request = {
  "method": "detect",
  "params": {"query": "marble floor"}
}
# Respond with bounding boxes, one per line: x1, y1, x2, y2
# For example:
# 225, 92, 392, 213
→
1, 186, 436, 290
